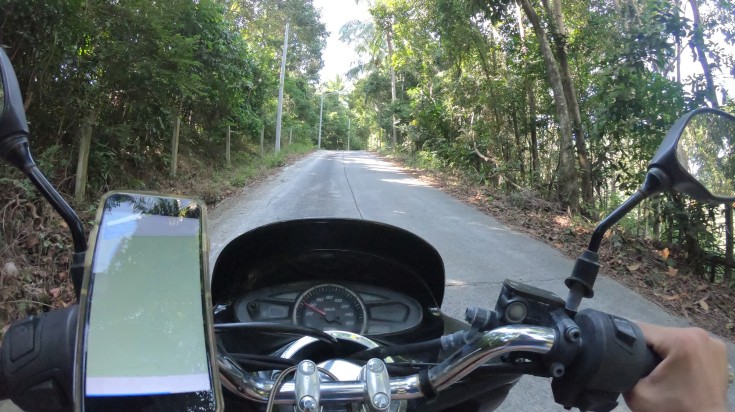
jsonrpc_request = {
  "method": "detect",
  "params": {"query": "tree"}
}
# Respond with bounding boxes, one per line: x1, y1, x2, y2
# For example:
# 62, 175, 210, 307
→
517, 0, 578, 209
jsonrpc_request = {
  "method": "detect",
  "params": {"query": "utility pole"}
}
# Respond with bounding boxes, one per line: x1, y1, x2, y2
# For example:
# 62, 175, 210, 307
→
318, 93, 324, 149
275, 22, 289, 153
347, 116, 351, 151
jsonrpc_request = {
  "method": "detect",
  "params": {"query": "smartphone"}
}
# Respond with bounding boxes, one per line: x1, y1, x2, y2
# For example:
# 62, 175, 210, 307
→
77, 192, 221, 411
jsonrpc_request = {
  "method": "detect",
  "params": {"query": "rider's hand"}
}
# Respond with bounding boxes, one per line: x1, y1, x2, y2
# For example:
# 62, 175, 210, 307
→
624, 322, 730, 412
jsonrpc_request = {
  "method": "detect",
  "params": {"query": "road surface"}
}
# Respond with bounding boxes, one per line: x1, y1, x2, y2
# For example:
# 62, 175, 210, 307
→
208, 150, 735, 411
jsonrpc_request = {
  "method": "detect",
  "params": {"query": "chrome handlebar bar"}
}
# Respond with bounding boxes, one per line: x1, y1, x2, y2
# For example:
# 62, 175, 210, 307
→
217, 325, 556, 405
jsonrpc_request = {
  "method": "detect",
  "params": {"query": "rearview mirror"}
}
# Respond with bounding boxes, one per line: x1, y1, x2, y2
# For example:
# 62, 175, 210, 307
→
0, 47, 31, 169
567, 108, 735, 311
649, 108, 735, 204
0, 48, 88, 295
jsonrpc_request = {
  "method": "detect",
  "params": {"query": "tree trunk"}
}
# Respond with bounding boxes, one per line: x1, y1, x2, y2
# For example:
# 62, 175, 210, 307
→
676, 34, 682, 83
74, 110, 97, 203
546, 0, 593, 205
274, 22, 289, 153
518, 0, 578, 209
511, 108, 525, 183
652, 196, 661, 240
688, 0, 719, 108
528, 83, 540, 183
386, 23, 398, 148
515, 5, 540, 184
612, 0, 629, 32
725, 203, 733, 284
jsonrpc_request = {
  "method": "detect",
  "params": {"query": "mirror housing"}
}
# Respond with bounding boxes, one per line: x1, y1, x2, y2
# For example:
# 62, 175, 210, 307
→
0, 48, 33, 171
648, 108, 735, 205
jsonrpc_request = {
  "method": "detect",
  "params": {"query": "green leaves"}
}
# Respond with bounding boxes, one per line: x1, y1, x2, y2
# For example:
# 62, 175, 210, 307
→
1, 0, 329, 191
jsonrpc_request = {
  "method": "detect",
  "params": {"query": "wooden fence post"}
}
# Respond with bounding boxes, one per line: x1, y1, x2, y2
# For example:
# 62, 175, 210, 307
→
171, 116, 181, 177
74, 110, 97, 202
260, 125, 265, 155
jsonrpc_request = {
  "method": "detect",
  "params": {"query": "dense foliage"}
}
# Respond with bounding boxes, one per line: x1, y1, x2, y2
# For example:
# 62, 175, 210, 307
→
0, 0, 327, 324
344, 0, 735, 285
0, 0, 326, 196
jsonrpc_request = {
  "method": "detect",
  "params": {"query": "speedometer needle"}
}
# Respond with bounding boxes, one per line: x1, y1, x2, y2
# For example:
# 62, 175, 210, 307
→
303, 302, 327, 316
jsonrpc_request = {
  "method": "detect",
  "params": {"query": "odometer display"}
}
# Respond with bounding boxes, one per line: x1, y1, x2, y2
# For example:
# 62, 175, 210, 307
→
294, 284, 367, 333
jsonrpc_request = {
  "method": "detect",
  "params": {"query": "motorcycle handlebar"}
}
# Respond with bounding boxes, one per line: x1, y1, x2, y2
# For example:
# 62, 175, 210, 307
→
0, 306, 660, 411
219, 312, 660, 411
218, 325, 557, 404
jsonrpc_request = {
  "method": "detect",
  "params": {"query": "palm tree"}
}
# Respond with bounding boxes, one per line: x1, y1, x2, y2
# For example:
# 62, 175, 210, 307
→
339, 2, 398, 148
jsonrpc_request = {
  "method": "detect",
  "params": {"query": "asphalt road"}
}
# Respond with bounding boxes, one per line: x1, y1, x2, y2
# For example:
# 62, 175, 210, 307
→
208, 150, 735, 411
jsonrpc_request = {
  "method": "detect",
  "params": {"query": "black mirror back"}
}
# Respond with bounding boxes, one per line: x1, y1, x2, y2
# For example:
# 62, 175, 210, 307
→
648, 108, 735, 205
0, 48, 32, 170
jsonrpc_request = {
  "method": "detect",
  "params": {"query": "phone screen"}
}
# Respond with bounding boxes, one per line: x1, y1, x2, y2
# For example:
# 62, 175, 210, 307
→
80, 193, 220, 411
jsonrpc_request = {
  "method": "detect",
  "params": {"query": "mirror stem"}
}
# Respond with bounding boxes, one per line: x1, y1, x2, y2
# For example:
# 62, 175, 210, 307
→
26, 166, 86, 300
26, 166, 87, 252
4, 137, 87, 253
565, 168, 670, 312
564, 191, 645, 312
587, 168, 669, 253
587, 191, 646, 252
3, 128, 87, 298
5, 139, 87, 298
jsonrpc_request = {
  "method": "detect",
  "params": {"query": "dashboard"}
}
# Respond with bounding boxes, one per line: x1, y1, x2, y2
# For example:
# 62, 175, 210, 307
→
233, 281, 423, 337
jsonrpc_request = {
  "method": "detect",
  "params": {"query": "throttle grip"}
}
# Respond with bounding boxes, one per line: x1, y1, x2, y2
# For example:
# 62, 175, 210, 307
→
640, 340, 663, 378
551, 309, 661, 412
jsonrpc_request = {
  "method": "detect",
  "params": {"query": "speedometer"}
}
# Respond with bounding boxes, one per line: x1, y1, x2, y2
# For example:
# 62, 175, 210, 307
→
293, 284, 367, 334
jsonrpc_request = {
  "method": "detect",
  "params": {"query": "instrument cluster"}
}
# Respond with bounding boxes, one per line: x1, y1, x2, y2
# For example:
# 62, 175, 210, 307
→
234, 281, 424, 336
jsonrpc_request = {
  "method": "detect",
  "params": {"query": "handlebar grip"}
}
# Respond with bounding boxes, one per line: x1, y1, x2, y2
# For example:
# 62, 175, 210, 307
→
0, 356, 6, 402
551, 309, 661, 412
640, 343, 663, 378
0, 305, 78, 412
